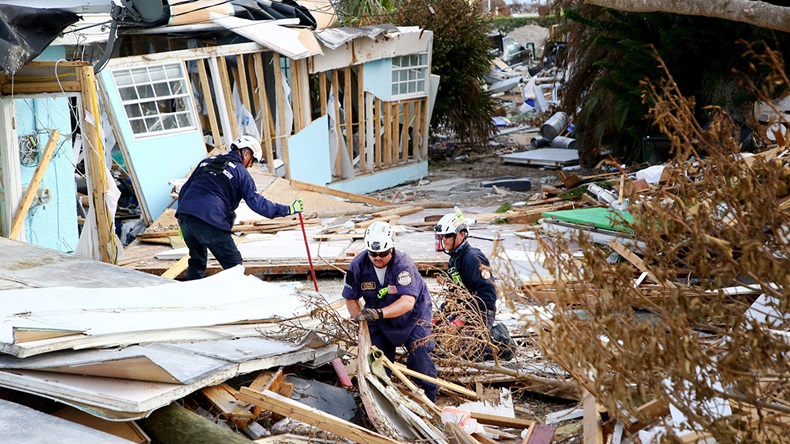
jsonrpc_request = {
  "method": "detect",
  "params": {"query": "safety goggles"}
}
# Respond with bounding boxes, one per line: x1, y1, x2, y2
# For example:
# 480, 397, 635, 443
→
440, 233, 457, 239
367, 249, 392, 258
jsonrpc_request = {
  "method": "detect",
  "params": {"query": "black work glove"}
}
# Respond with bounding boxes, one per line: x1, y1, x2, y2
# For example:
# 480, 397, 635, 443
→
355, 308, 383, 322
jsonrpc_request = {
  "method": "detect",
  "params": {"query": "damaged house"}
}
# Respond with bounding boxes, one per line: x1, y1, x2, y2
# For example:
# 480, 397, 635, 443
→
0, 0, 436, 260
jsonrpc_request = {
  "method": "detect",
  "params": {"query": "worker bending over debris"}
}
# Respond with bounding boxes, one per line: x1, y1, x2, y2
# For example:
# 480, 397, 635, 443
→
343, 222, 438, 402
435, 207, 497, 328
176, 135, 303, 280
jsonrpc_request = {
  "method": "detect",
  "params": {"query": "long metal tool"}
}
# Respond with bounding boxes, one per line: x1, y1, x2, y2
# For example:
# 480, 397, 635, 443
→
298, 212, 319, 292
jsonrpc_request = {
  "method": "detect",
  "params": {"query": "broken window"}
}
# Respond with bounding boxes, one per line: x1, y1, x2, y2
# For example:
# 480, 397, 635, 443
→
390, 53, 428, 99
112, 63, 196, 137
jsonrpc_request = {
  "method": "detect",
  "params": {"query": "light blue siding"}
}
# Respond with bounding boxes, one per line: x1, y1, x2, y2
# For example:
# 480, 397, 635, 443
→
16, 46, 78, 252
363, 59, 392, 101
99, 66, 207, 222
288, 115, 331, 186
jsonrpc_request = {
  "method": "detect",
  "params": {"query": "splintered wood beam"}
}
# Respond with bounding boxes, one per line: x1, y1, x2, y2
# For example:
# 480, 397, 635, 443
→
469, 412, 535, 430
357, 65, 365, 173
161, 255, 189, 279
583, 389, 603, 444
197, 60, 221, 150
200, 384, 255, 428
252, 53, 275, 172
391, 362, 477, 399
344, 67, 353, 171
400, 101, 409, 163
238, 387, 399, 444
7, 130, 60, 240
79, 65, 115, 263
331, 69, 342, 177
235, 54, 251, 112
273, 54, 290, 179
216, 56, 238, 140
608, 239, 676, 288
413, 100, 423, 161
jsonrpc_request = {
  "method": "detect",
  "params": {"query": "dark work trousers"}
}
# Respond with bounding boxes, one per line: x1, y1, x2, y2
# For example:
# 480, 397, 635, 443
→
177, 214, 243, 280
370, 322, 438, 402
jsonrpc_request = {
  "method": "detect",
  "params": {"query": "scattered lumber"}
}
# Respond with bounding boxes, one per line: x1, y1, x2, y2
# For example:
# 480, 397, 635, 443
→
200, 383, 255, 428
290, 179, 390, 206
238, 387, 399, 444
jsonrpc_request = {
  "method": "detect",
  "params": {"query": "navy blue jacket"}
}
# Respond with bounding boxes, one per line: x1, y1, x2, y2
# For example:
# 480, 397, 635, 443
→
448, 240, 497, 315
176, 151, 289, 231
342, 250, 432, 345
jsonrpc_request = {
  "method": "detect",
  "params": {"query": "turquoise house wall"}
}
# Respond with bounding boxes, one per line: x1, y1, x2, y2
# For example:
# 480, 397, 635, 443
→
99, 67, 207, 222
16, 46, 78, 252
363, 59, 392, 100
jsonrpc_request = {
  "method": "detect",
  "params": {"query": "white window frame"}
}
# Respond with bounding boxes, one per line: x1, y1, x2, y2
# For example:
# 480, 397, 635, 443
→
390, 52, 429, 100
112, 62, 197, 138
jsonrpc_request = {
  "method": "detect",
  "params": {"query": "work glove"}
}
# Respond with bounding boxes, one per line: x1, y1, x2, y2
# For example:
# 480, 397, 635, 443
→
289, 197, 304, 214
355, 308, 383, 322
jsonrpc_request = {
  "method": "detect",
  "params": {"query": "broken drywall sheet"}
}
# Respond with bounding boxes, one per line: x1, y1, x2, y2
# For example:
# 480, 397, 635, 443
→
0, 399, 132, 444
210, 13, 321, 59
0, 346, 325, 419
0, 337, 303, 385
288, 115, 331, 186
0, 266, 308, 354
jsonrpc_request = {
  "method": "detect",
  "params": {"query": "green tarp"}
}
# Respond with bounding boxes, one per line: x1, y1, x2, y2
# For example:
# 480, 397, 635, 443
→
542, 207, 634, 232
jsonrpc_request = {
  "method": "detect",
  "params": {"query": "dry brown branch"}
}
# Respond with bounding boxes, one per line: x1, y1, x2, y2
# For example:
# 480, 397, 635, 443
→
496, 43, 790, 443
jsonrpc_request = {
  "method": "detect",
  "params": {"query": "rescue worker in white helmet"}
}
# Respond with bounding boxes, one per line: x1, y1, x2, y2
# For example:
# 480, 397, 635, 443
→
342, 221, 438, 401
176, 135, 303, 280
434, 207, 497, 330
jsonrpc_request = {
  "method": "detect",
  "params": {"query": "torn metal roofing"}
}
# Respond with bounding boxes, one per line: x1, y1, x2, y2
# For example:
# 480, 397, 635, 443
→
0, 4, 79, 74
314, 24, 400, 50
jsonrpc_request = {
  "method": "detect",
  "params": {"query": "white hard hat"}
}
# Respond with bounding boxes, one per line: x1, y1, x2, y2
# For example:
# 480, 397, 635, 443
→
364, 221, 395, 252
231, 135, 263, 162
434, 206, 468, 235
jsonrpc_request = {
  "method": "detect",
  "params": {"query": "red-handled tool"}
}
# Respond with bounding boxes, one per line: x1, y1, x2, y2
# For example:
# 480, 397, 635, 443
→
298, 212, 319, 292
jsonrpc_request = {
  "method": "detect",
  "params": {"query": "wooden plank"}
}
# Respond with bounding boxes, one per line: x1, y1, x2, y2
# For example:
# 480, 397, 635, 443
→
413, 100, 423, 160
608, 240, 676, 288
196, 60, 221, 150
236, 55, 252, 112
291, 59, 303, 133
344, 67, 353, 172
248, 368, 285, 418
238, 387, 399, 444
583, 389, 603, 444
216, 56, 239, 139
383, 101, 392, 167
298, 59, 312, 128
445, 421, 479, 444
469, 412, 535, 429
319, 71, 327, 117
200, 384, 255, 427
375, 98, 383, 169
624, 398, 669, 433
357, 65, 366, 173
421, 97, 429, 159
272, 54, 290, 179
401, 101, 410, 163
391, 102, 400, 165
79, 65, 115, 263
289, 179, 389, 206
161, 255, 189, 279
8, 130, 60, 240
393, 362, 476, 398
331, 70, 342, 177
252, 53, 275, 173
2, 81, 81, 94
472, 432, 500, 444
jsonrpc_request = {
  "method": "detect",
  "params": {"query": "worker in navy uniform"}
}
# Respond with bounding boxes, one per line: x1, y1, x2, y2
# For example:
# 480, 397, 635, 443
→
434, 207, 497, 329
343, 221, 438, 402
177, 135, 303, 280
